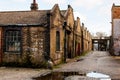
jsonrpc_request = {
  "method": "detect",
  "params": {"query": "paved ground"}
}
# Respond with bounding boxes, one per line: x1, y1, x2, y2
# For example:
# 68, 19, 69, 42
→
0, 68, 51, 80
55, 51, 120, 79
0, 51, 120, 80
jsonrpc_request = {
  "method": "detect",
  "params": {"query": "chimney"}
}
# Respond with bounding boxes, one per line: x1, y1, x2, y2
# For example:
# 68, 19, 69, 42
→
82, 23, 84, 27
30, 0, 38, 11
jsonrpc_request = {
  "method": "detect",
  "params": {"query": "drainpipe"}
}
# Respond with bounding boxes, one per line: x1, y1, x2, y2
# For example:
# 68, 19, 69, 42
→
26, 27, 31, 62
63, 22, 67, 63
0, 27, 3, 63
27, 27, 31, 53
72, 25, 75, 58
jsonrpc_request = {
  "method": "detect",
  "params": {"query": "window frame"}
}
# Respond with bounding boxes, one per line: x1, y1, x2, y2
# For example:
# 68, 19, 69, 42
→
4, 27, 22, 53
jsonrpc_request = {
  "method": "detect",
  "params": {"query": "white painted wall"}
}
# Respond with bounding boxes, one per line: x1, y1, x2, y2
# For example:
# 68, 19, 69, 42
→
113, 19, 120, 55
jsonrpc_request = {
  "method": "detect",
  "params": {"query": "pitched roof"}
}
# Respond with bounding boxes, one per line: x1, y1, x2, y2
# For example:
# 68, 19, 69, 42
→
0, 10, 50, 26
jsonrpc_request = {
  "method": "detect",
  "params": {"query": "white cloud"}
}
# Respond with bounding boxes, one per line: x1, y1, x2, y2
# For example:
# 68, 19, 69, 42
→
74, 11, 87, 23
71, 0, 104, 10
87, 23, 111, 36
12, 0, 27, 2
98, 5, 111, 16
43, 0, 67, 5
109, 0, 120, 5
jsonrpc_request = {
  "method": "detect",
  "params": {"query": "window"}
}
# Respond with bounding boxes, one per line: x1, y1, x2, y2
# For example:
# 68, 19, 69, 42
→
56, 31, 60, 51
4, 27, 21, 52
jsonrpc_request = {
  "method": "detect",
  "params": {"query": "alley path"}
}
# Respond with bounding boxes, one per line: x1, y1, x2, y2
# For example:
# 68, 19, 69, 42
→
0, 51, 120, 80
55, 51, 120, 79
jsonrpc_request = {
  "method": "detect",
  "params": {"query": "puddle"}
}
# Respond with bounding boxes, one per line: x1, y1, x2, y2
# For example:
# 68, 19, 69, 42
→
32, 71, 85, 80
32, 71, 111, 80
87, 71, 111, 80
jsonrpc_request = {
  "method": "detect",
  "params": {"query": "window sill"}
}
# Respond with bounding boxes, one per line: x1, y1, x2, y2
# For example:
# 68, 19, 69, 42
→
4, 52, 21, 54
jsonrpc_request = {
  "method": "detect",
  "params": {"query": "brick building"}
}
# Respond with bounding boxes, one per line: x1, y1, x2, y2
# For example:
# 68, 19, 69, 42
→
63, 5, 75, 59
74, 17, 82, 56
0, 0, 92, 67
81, 23, 92, 53
0, 0, 66, 67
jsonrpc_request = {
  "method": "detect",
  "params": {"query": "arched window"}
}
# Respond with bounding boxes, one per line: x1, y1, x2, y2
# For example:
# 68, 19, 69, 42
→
56, 31, 60, 51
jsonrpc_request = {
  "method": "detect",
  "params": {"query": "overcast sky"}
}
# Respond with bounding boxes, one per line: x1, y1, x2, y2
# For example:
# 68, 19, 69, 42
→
0, 0, 120, 36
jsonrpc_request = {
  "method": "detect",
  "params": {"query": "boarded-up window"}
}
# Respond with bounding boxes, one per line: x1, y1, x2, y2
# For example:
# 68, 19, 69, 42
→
56, 31, 60, 51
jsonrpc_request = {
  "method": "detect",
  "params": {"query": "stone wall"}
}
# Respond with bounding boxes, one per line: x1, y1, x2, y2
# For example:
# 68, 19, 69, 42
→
2, 26, 50, 67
